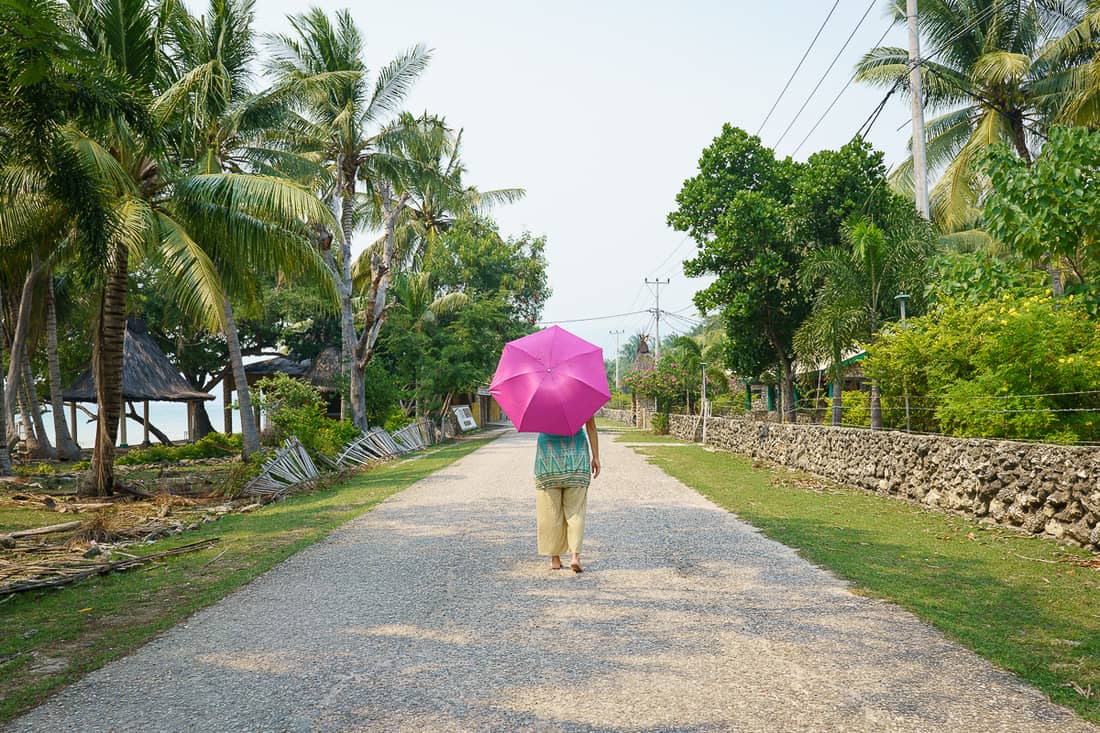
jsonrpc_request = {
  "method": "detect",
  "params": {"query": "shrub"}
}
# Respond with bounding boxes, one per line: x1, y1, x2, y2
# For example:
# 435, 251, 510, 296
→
117, 432, 243, 465
254, 373, 364, 458
651, 413, 669, 435
864, 294, 1100, 443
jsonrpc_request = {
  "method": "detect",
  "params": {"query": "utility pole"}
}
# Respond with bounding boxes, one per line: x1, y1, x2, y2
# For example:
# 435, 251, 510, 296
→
609, 329, 624, 389
645, 278, 670, 359
907, 0, 930, 219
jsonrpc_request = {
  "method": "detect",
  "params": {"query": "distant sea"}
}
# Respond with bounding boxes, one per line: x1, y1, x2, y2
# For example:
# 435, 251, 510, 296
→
39, 379, 236, 447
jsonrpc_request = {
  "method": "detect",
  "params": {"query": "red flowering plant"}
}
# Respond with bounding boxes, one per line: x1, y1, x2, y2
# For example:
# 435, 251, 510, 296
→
624, 356, 693, 415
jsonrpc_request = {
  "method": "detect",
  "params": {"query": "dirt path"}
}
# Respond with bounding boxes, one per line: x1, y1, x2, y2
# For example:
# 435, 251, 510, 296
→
7, 431, 1095, 732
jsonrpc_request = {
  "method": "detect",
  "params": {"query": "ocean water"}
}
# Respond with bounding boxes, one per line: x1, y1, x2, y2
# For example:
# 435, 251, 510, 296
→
38, 380, 237, 447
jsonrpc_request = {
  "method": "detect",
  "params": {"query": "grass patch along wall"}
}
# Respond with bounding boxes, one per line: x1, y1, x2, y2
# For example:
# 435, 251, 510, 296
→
618, 431, 1100, 725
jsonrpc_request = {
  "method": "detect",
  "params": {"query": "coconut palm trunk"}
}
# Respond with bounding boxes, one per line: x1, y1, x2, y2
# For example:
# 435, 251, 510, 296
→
4, 266, 37, 446
223, 296, 260, 457
337, 178, 368, 431
22, 353, 53, 458
46, 280, 81, 459
81, 248, 128, 497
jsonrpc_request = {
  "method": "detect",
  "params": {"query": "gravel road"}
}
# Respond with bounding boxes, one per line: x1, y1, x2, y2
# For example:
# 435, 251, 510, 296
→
7, 430, 1095, 732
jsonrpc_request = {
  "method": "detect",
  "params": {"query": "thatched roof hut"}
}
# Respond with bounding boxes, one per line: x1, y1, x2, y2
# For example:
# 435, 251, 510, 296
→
63, 319, 213, 403
303, 346, 342, 393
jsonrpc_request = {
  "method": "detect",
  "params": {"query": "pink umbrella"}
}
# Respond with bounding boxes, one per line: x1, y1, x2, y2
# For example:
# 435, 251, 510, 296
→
490, 325, 611, 435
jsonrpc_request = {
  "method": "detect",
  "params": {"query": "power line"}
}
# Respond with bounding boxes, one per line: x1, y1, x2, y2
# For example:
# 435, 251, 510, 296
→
649, 234, 692, 278
791, 23, 894, 155
536, 309, 648, 325
773, 0, 878, 149
792, 0, 1004, 157
756, 0, 842, 136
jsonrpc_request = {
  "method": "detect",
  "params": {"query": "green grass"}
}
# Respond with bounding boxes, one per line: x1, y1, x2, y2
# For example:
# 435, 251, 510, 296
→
0, 438, 492, 723
618, 432, 1100, 723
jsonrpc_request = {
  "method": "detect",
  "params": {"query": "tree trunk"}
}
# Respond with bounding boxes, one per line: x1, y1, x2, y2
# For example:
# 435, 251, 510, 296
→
81, 248, 128, 497
352, 187, 407, 424
831, 379, 843, 426
22, 353, 54, 458
4, 266, 37, 448
780, 364, 796, 424
0, 282, 11, 474
223, 297, 260, 456
191, 402, 215, 440
46, 280, 80, 460
335, 179, 366, 430
869, 382, 883, 430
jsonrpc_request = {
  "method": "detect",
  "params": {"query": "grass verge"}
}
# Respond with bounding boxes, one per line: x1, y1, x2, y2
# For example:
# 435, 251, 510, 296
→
612, 428, 1100, 724
0, 437, 492, 724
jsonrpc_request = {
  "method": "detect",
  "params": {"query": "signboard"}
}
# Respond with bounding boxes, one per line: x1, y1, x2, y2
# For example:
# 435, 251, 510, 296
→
452, 405, 478, 432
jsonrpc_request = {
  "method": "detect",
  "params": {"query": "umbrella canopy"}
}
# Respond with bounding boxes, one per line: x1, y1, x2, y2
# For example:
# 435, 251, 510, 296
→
490, 326, 610, 435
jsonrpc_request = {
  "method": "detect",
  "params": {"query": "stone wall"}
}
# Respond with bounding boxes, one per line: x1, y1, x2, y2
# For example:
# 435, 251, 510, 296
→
637, 412, 1099, 550
601, 408, 634, 425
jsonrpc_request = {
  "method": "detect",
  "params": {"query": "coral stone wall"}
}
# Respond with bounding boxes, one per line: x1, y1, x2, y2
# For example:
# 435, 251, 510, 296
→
601, 409, 1100, 550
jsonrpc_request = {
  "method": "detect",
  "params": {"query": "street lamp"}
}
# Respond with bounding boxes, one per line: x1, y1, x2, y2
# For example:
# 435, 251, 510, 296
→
895, 293, 911, 431
609, 329, 625, 389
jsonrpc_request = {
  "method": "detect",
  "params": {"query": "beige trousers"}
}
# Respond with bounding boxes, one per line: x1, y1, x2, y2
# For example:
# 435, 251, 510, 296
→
535, 485, 588, 555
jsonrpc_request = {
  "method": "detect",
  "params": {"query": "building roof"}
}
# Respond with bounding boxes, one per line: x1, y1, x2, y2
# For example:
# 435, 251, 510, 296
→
63, 319, 214, 403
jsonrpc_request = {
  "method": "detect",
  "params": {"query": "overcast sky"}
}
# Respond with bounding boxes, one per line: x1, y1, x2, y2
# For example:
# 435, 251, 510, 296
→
238, 0, 911, 355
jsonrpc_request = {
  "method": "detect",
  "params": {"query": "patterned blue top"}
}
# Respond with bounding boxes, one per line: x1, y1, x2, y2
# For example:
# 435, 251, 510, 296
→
533, 427, 591, 490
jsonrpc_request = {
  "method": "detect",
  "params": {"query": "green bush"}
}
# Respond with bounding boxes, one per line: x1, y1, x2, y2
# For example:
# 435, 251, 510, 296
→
117, 432, 243, 465
254, 373, 365, 458
651, 413, 670, 435
864, 294, 1100, 443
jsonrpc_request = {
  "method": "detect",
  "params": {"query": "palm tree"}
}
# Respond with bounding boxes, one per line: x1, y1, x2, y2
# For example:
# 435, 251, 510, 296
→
266, 8, 430, 431
65, 0, 337, 495
0, 0, 148, 474
45, 273, 81, 459
355, 115, 524, 272
796, 215, 933, 428
156, 0, 336, 458
855, 1, 1062, 230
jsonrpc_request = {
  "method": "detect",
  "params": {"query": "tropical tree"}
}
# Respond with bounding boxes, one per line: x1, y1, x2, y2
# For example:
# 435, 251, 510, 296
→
796, 213, 934, 428
388, 270, 469, 417
266, 7, 431, 430
359, 114, 524, 271
63, 0, 336, 495
156, 0, 337, 457
855, 0, 1067, 230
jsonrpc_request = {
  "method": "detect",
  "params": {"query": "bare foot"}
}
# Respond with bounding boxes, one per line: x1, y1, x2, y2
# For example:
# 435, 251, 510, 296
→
570, 554, 582, 573
550, 555, 562, 570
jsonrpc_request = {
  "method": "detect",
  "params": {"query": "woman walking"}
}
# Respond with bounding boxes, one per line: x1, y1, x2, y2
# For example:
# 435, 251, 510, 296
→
534, 416, 600, 573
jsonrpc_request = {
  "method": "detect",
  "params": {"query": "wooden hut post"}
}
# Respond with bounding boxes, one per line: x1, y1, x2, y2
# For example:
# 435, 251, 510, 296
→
142, 400, 150, 445
223, 376, 233, 434
69, 402, 78, 446
119, 396, 128, 447
186, 401, 195, 442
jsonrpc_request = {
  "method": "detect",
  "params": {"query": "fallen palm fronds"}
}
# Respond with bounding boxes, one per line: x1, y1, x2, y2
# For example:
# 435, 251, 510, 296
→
243, 437, 320, 498
0, 538, 219, 597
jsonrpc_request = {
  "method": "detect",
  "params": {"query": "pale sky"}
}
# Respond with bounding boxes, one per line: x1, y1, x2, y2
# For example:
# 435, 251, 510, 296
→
242, 0, 911, 355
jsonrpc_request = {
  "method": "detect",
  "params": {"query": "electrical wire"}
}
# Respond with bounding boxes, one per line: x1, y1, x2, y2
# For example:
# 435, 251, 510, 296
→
756, 0, 842, 136
773, 0, 878, 148
536, 309, 649, 325
792, 0, 1005, 156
